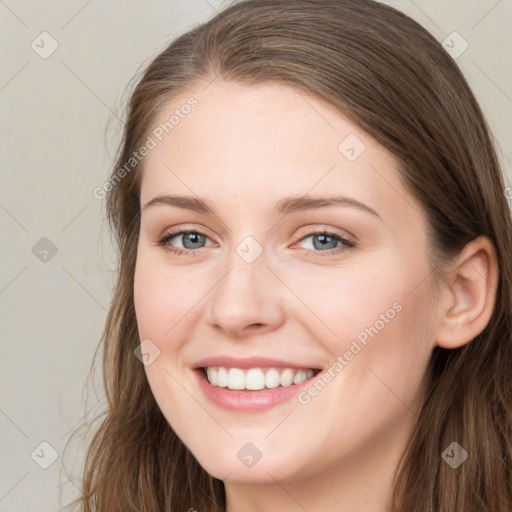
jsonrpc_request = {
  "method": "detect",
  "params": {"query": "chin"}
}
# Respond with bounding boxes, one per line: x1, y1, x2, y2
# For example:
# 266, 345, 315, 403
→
186, 438, 311, 484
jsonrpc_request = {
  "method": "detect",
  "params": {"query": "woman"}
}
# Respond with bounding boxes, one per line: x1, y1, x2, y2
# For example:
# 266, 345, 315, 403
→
66, 0, 512, 510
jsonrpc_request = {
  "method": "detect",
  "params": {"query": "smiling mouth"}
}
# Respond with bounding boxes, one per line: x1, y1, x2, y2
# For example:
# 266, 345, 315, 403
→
200, 366, 322, 391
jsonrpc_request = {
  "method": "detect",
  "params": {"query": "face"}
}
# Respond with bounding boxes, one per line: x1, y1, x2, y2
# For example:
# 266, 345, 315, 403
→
134, 79, 439, 485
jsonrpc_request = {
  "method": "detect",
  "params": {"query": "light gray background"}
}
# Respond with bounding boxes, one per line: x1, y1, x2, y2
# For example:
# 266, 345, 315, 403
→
1, 1, 511, 510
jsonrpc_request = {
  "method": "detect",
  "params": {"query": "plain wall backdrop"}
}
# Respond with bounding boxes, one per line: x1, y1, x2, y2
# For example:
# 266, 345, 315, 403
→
1, 0, 511, 510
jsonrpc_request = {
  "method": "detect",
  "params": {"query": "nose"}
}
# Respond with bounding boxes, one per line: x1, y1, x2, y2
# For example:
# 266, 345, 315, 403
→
204, 250, 286, 339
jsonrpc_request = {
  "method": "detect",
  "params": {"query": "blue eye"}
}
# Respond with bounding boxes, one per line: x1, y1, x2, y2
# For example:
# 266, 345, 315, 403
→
294, 231, 355, 256
156, 229, 355, 257
157, 230, 211, 255
297, 232, 351, 251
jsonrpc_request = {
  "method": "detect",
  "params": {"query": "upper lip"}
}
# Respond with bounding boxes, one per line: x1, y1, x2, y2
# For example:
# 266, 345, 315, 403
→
192, 356, 321, 370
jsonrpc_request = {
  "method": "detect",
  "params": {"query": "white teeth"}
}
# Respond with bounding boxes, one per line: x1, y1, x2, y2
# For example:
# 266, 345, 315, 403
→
265, 368, 280, 389
280, 368, 295, 387
217, 367, 228, 387
293, 370, 307, 385
206, 367, 218, 386
228, 368, 245, 390
246, 368, 266, 390
293, 370, 314, 384
204, 366, 316, 390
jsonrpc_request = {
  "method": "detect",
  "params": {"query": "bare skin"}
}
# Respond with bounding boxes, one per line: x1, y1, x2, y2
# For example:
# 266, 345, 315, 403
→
133, 79, 498, 512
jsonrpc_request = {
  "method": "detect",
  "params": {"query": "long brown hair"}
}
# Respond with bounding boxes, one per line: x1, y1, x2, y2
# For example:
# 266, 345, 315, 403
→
63, 0, 512, 510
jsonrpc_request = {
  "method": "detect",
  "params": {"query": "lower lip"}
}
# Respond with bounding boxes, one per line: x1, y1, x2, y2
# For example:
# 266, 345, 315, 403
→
193, 369, 317, 412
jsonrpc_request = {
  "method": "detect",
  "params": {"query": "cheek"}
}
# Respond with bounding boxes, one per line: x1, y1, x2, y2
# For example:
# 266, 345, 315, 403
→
333, 266, 435, 409
133, 260, 202, 429
133, 274, 164, 337
294, 273, 434, 458
133, 254, 205, 339
276, 254, 407, 345
288, 251, 434, 395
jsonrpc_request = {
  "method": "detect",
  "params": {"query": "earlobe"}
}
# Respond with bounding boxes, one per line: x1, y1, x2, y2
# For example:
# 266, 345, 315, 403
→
435, 236, 498, 350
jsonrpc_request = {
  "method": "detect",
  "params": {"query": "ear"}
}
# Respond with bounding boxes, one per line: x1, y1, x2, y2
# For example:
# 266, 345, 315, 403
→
435, 236, 499, 349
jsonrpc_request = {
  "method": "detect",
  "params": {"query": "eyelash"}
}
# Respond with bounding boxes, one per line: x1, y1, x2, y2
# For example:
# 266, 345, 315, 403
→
156, 229, 356, 257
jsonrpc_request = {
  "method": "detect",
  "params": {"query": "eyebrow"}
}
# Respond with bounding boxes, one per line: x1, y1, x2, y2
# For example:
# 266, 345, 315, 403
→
142, 194, 381, 219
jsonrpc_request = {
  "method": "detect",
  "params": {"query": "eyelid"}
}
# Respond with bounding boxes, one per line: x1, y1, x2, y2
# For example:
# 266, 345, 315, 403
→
290, 230, 355, 255
157, 223, 219, 242
291, 224, 356, 244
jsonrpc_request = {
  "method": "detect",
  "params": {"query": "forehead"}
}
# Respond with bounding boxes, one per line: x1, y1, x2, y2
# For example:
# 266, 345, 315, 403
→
140, 79, 421, 227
